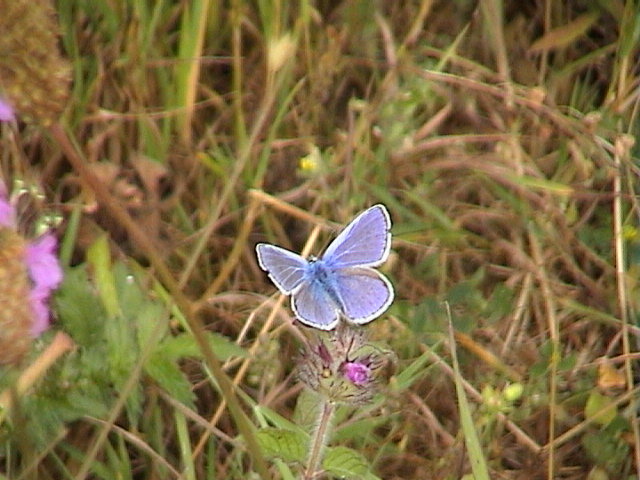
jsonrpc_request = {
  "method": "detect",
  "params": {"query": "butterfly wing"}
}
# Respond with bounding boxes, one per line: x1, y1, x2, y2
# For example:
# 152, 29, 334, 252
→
333, 267, 394, 324
291, 280, 341, 330
255, 243, 308, 294
322, 204, 391, 268
257, 204, 394, 330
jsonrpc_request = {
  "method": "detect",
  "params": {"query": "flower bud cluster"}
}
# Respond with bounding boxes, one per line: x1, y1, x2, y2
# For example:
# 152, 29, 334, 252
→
297, 323, 393, 405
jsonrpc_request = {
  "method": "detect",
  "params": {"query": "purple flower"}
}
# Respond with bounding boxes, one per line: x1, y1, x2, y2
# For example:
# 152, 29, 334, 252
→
0, 181, 62, 335
0, 181, 14, 227
342, 361, 371, 386
26, 234, 63, 292
0, 197, 14, 227
29, 290, 52, 337
26, 234, 63, 335
0, 97, 15, 122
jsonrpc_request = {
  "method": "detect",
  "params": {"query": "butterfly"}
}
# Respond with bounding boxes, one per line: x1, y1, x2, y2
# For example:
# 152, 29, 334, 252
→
256, 204, 394, 330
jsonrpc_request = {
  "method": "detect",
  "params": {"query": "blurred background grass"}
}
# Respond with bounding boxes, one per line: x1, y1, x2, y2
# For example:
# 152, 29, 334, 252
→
1, 0, 639, 479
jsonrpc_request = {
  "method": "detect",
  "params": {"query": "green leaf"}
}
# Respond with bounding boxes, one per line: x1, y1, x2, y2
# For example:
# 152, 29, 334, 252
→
156, 331, 247, 362
585, 391, 617, 426
292, 389, 322, 431
256, 428, 308, 463
145, 350, 195, 407
582, 430, 630, 474
393, 350, 431, 391
255, 405, 303, 433
55, 266, 107, 346
86, 234, 119, 318
332, 415, 387, 445
323, 446, 377, 479
448, 306, 491, 480
558, 352, 577, 371
409, 297, 445, 335
114, 262, 147, 319
135, 301, 169, 349
485, 284, 514, 323
104, 302, 138, 384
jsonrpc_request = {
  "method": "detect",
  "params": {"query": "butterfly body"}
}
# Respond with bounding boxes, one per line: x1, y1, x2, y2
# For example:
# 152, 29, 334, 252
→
256, 205, 394, 330
303, 258, 350, 310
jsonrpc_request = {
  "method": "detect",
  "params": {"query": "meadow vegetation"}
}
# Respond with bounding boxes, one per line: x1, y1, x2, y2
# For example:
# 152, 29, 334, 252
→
0, 0, 639, 479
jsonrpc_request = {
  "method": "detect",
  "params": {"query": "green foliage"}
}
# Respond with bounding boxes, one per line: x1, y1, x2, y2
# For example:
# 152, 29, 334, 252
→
393, 350, 432, 392
531, 340, 578, 377
449, 308, 491, 480
1, 243, 246, 452
1, 0, 639, 478
582, 428, 631, 477
323, 446, 379, 480
409, 273, 515, 337
255, 427, 381, 480
256, 427, 308, 464
585, 391, 617, 426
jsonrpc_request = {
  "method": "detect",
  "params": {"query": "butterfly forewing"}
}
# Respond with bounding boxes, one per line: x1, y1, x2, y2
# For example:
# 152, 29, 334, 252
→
255, 243, 308, 294
333, 267, 394, 323
322, 204, 391, 268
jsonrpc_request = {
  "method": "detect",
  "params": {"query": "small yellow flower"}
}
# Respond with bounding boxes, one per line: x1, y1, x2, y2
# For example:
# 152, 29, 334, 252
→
622, 224, 639, 241
503, 383, 524, 403
298, 146, 322, 175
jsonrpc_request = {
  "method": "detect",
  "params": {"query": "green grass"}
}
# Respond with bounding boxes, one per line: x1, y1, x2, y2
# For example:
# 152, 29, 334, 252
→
1, 0, 639, 479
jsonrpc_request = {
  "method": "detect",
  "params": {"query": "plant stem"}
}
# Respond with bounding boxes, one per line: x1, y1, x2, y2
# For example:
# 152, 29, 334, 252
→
303, 398, 335, 480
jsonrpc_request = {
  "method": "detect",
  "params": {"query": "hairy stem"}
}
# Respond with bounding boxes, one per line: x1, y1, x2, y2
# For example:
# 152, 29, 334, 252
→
303, 398, 335, 480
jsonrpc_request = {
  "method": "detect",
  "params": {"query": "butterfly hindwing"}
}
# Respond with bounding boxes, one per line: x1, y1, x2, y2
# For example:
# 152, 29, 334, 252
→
291, 280, 341, 330
333, 267, 394, 324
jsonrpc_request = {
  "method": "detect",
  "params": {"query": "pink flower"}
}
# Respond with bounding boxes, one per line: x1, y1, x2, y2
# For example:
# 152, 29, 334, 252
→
0, 197, 13, 226
0, 97, 15, 122
342, 361, 371, 386
26, 234, 63, 335
0, 181, 62, 335
0, 181, 14, 226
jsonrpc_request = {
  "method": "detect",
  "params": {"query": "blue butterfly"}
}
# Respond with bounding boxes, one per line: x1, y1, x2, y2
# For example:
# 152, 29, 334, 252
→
256, 205, 394, 330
